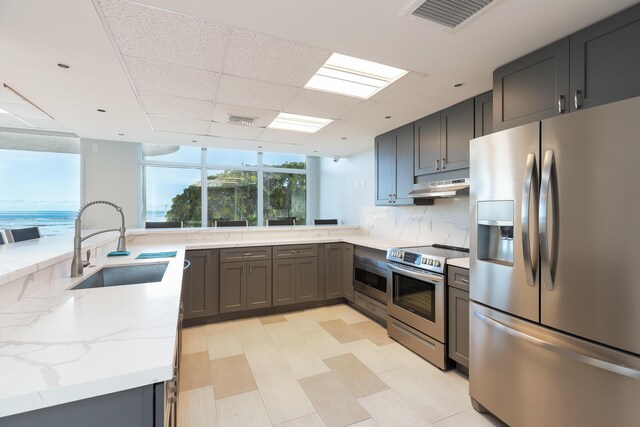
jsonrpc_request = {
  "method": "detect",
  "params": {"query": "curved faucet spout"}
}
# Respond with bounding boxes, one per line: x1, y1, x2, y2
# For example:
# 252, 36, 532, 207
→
71, 200, 127, 278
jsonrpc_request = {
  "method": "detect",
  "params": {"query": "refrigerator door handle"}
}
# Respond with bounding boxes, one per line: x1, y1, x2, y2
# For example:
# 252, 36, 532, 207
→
539, 150, 559, 290
474, 311, 640, 379
522, 153, 539, 287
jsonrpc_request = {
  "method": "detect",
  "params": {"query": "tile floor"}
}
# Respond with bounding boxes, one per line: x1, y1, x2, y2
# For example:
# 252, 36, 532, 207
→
178, 304, 504, 427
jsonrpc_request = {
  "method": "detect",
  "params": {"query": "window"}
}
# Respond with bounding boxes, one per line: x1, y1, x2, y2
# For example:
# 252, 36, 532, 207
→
0, 134, 80, 236
141, 146, 308, 227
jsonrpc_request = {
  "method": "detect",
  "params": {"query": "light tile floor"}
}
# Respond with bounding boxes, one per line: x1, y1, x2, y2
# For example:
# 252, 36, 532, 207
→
178, 304, 505, 427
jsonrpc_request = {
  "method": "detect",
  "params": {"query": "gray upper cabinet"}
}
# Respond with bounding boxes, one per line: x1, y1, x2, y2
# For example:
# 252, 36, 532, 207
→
220, 251, 273, 313
570, 3, 640, 111
493, 38, 570, 131
415, 99, 473, 176
375, 123, 415, 206
324, 243, 343, 299
474, 91, 493, 137
342, 244, 355, 302
440, 98, 474, 171
182, 250, 219, 320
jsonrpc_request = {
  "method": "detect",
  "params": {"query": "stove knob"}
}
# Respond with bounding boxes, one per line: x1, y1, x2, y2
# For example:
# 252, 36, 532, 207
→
434, 260, 441, 267
421, 258, 428, 264
427, 259, 433, 265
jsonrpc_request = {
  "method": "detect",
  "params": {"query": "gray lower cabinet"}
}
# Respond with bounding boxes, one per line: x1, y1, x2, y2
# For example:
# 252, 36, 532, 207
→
272, 245, 319, 306
296, 257, 319, 302
220, 259, 272, 313
324, 243, 343, 299
448, 266, 470, 369
182, 250, 219, 320
273, 258, 296, 306
342, 244, 354, 302
493, 38, 570, 132
570, 3, 640, 111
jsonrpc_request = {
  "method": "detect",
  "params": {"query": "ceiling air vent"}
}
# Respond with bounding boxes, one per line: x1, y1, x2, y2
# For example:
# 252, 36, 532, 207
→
403, 0, 496, 29
227, 115, 255, 126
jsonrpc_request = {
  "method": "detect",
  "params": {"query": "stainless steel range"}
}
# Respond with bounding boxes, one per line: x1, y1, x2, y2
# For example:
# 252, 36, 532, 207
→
386, 244, 468, 370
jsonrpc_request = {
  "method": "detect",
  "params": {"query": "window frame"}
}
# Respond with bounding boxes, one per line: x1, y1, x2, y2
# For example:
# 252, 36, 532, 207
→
140, 148, 309, 227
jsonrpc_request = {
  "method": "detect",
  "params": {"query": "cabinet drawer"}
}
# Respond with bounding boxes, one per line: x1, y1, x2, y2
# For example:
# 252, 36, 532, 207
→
220, 246, 272, 262
448, 265, 469, 292
273, 244, 318, 259
354, 291, 387, 322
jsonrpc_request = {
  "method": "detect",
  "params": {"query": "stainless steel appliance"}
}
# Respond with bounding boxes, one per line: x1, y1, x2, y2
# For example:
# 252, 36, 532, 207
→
352, 247, 389, 323
386, 244, 468, 370
408, 178, 470, 199
470, 97, 640, 426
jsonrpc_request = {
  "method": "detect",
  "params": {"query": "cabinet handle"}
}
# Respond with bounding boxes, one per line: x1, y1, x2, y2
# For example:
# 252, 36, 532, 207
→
442, 158, 446, 170
435, 159, 440, 171
242, 252, 252, 257
460, 277, 469, 284
249, 264, 252, 273
574, 90, 582, 109
393, 194, 397, 203
557, 95, 566, 113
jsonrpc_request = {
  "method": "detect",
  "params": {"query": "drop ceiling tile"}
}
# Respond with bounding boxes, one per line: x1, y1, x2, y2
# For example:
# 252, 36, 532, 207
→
217, 75, 299, 111
224, 29, 330, 86
139, 92, 213, 121
149, 115, 210, 135
284, 89, 362, 119
369, 72, 428, 102
124, 56, 218, 100
212, 104, 279, 128
208, 122, 264, 140
0, 101, 50, 119
0, 114, 34, 129
99, 0, 228, 71
257, 128, 310, 144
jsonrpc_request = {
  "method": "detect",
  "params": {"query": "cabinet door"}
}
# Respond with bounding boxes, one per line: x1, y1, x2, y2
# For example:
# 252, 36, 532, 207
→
448, 287, 470, 368
474, 91, 493, 137
375, 132, 396, 205
296, 256, 319, 303
414, 112, 441, 175
246, 260, 272, 310
220, 262, 245, 313
570, 4, 640, 111
272, 258, 296, 306
342, 244, 355, 302
324, 243, 342, 299
493, 38, 569, 131
440, 98, 474, 172
394, 123, 415, 205
182, 250, 218, 319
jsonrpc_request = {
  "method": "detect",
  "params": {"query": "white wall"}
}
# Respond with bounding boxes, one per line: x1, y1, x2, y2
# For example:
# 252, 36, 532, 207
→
81, 139, 140, 229
319, 147, 471, 248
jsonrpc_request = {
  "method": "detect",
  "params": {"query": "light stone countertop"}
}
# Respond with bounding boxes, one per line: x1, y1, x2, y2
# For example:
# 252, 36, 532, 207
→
448, 257, 470, 269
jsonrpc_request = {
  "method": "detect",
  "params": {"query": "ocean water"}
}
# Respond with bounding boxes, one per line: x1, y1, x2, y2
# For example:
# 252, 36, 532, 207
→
0, 211, 77, 236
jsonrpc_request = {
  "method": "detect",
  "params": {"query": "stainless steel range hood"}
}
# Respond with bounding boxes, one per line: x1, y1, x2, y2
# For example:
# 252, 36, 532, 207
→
408, 178, 470, 199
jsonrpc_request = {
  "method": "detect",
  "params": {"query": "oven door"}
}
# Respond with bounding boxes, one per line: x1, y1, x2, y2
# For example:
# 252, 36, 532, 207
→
387, 262, 445, 343
354, 255, 388, 303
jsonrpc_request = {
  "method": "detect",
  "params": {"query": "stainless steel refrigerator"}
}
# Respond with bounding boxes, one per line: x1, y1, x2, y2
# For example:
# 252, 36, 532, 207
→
469, 96, 640, 426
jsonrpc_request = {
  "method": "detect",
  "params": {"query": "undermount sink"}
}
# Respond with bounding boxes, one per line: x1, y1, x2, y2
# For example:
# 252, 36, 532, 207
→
72, 263, 169, 290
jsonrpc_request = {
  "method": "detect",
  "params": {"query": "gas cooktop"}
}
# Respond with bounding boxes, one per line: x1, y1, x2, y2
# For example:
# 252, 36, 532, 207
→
386, 244, 469, 274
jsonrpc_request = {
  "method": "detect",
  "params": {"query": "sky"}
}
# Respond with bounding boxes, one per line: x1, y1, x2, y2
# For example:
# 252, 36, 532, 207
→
0, 149, 80, 211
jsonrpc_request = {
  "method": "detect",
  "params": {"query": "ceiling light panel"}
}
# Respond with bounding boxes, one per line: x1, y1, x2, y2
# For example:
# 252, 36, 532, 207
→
284, 89, 362, 119
268, 112, 332, 134
148, 115, 210, 135
124, 56, 218, 100
217, 75, 299, 111
305, 53, 408, 99
139, 92, 213, 121
224, 29, 331, 87
209, 122, 264, 139
98, 0, 228, 72
211, 104, 278, 128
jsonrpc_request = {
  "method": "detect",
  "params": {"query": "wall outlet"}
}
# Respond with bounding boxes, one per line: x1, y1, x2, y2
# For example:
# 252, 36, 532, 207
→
92, 143, 99, 152
354, 179, 359, 188
360, 179, 366, 188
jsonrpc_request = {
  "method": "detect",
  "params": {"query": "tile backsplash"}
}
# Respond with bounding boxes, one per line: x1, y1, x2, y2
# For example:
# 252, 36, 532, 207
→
360, 196, 470, 248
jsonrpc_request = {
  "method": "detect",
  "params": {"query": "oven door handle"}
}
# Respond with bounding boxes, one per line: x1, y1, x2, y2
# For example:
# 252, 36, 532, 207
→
388, 263, 443, 283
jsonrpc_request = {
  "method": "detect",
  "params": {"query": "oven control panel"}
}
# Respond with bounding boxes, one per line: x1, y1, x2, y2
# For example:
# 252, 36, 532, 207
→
386, 248, 445, 273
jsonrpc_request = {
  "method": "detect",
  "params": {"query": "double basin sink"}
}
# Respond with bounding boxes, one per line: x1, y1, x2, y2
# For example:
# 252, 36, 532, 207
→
72, 262, 169, 290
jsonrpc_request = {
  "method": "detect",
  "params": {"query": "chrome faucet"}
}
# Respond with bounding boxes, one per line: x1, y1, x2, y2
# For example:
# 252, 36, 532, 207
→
71, 200, 127, 278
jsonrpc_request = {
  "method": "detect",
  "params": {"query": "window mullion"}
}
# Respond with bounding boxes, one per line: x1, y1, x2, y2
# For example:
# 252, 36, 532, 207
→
201, 148, 207, 228
257, 151, 264, 227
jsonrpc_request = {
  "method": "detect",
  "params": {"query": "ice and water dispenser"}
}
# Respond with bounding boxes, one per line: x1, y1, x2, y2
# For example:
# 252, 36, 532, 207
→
476, 200, 514, 266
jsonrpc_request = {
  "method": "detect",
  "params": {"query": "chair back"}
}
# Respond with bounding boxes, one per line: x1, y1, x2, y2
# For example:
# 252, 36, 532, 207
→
267, 218, 295, 226
7, 227, 41, 243
145, 221, 182, 228
314, 219, 338, 225
0, 231, 5, 245
215, 220, 249, 227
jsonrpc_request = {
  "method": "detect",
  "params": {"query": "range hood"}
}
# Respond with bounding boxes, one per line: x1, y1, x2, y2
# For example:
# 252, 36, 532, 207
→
408, 178, 470, 199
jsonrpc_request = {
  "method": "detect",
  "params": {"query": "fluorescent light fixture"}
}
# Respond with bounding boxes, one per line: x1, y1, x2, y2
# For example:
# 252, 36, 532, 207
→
268, 112, 332, 133
305, 53, 408, 99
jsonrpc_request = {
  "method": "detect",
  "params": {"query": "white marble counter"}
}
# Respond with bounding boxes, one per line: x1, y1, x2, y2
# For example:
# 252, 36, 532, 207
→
0, 244, 185, 418
448, 257, 470, 269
